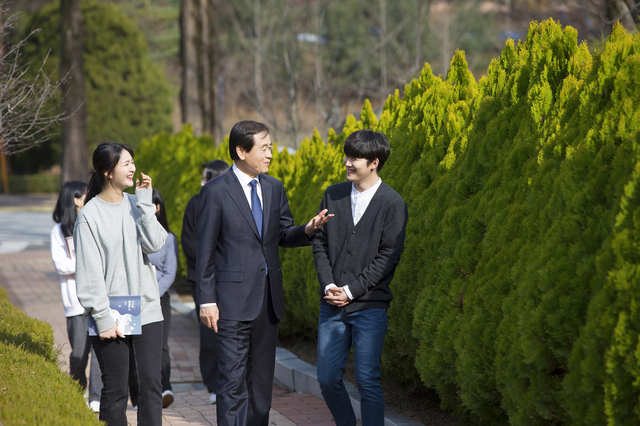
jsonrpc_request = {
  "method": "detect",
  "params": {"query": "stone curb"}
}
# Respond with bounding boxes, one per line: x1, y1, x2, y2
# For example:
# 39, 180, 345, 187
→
169, 291, 423, 426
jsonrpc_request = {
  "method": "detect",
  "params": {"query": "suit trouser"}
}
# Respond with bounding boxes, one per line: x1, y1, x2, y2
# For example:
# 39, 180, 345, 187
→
216, 276, 279, 426
190, 281, 218, 393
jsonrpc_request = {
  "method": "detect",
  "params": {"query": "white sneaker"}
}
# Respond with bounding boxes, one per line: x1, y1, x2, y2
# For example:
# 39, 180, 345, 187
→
88, 400, 100, 413
209, 392, 217, 404
162, 390, 175, 408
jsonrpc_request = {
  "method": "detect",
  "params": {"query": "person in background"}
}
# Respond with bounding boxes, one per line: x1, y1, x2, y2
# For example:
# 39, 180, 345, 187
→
313, 129, 408, 426
50, 180, 103, 413
129, 188, 178, 409
75, 142, 167, 426
181, 159, 230, 404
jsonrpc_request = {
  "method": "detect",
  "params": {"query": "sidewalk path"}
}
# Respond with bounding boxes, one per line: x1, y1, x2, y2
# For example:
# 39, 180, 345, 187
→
0, 195, 422, 426
0, 250, 330, 425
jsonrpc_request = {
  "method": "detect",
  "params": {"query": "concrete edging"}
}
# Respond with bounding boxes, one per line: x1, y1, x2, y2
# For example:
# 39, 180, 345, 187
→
170, 291, 423, 426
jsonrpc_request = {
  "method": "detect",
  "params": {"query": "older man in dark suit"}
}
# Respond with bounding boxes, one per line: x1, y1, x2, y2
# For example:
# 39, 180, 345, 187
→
196, 120, 332, 426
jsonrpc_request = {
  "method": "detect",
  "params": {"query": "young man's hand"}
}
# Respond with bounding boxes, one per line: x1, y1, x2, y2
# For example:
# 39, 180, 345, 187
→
325, 287, 350, 307
305, 209, 334, 235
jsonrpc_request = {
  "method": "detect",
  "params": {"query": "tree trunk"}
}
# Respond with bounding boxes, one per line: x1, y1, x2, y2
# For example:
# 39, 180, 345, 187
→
180, 0, 218, 139
622, 0, 640, 24
253, 0, 265, 116
313, 0, 325, 125
379, 0, 387, 108
60, 0, 88, 183
0, 10, 8, 193
442, 0, 451, 77
607, 0, 638, 32
180, 0, 203, 135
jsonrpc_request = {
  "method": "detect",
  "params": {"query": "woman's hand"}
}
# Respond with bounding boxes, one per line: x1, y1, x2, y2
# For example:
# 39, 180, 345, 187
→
99, 325, 125, 340
136, 172, 152, 190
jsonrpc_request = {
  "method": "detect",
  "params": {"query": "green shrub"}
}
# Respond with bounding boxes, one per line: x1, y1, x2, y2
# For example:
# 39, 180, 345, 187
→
134, 125, 231, 277
0, 341, 102, 426
134, 20, 640, 424
0, 287, 101, 425
0, 173, 60, 194
0, 292, 57, 362
14, 0, 173, 173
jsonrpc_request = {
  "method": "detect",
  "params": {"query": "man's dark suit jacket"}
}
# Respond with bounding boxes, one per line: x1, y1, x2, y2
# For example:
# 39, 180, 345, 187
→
181, 194, 199, 284
195, 168, 311, 321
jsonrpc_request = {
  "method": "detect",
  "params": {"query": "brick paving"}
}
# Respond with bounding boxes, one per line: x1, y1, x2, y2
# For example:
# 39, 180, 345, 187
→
0, 249, 334, 425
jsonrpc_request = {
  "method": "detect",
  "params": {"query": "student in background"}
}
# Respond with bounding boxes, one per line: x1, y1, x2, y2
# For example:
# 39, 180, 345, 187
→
181, 159, 230, 404
75, 142, 167, 426
129, 188, 178, 409
50, 180, 103, 413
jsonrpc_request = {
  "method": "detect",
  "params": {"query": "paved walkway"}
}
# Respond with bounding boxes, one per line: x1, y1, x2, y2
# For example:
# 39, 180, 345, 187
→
0, 250, 336, 425
0, 193, 337, 425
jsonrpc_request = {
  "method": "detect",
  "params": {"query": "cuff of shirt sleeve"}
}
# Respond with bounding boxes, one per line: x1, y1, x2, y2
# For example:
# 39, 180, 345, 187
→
324, 284, 337, 295
343, 285, 354, 301
323, 284, 353, 301
200, 303, 217, 308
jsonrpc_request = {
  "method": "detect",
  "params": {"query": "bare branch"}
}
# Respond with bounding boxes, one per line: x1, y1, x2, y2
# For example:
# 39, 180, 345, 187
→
0, 8, 67, 155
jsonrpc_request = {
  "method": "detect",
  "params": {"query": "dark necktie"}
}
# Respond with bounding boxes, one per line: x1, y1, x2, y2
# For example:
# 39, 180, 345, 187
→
249, 180, 262, 238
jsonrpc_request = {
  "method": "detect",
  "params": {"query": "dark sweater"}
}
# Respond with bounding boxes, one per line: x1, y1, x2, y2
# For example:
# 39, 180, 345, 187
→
312, 181, 408, 313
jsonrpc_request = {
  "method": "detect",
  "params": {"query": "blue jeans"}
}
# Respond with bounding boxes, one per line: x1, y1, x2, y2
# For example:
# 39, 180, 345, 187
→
317, 305, 388, 426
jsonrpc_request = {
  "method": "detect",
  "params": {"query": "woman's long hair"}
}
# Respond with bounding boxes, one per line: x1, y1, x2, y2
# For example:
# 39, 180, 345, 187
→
53, 181, 88, 238
85, 142, 135, 204
152, 188, 171, 234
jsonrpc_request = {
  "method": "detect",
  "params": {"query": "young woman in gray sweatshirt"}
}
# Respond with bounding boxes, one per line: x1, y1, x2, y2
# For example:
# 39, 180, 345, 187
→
74, 142, 167, 426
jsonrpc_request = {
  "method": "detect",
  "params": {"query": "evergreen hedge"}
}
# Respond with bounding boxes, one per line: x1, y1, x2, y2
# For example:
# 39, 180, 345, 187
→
0, 287, 102, 425
134, 20, 640, 424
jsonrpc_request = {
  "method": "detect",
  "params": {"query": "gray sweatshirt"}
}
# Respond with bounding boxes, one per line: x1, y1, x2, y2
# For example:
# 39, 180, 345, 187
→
74, 188, 168, 333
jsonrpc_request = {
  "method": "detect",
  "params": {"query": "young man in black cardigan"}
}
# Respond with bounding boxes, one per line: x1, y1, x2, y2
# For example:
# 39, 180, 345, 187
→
312, 129, 408, 426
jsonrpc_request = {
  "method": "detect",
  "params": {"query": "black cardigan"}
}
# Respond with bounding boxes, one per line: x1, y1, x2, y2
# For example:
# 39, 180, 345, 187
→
312, 181, 408, 313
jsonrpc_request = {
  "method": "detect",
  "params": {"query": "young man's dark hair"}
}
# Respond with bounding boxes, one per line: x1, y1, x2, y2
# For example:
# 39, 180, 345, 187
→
228, 120, 270, 161
343, 129, 391, 172
201, 159, 231, 183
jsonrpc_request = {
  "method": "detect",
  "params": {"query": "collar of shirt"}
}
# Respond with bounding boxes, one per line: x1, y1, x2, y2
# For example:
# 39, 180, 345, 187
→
233, 163, 263, 208
350, 178, 382, 225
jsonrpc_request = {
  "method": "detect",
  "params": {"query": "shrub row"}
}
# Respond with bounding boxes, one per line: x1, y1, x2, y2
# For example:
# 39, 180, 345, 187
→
0, 287, 101, 425
0, 173, 60, 194
135, 20, 640, 424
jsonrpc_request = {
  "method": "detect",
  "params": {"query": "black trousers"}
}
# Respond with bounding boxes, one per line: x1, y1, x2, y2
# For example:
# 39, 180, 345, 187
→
215, 276, 279, 426
129, 292, 172, 406
91, 321, 163, 426
190, 281, 218, 393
